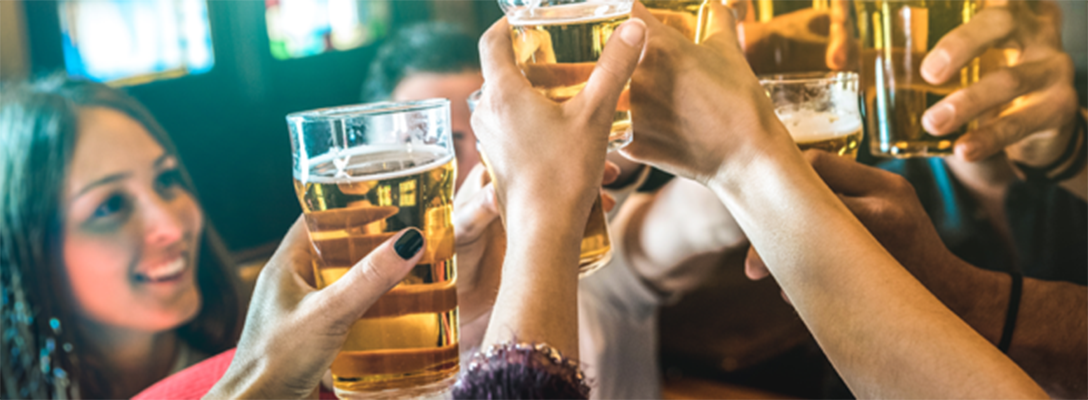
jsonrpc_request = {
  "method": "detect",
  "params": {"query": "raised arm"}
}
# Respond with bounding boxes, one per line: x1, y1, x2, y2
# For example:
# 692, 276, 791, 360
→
453, 16, 646, 399
621, 2, 1048, 398
753, 153, 1086, 397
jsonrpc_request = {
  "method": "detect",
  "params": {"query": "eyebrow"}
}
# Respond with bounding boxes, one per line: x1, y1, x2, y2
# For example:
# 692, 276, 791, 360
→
73, 153, 173, 198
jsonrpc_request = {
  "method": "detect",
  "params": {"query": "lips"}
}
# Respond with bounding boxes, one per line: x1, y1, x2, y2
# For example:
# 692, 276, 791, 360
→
135, 256, 188, 283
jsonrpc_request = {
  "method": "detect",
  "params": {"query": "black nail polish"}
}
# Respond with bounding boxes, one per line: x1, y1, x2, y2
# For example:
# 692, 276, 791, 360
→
394, 228, 424, 260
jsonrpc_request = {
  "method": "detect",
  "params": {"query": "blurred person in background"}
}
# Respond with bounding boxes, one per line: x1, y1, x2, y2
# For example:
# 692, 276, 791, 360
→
0, 76, 242, 399
361, 22, 484, 192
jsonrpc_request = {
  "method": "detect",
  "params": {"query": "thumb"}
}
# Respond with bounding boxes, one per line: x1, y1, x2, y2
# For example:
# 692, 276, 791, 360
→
701, 0, 742, 55
314, 228, 425, 323
573, 18, 647, 124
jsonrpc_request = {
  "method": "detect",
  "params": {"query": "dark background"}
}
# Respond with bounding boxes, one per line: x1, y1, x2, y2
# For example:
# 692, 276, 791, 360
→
18, 0, 504, 257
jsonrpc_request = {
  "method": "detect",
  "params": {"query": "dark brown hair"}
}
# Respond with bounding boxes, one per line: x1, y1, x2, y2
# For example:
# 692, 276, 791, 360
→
0, 75, 241, 398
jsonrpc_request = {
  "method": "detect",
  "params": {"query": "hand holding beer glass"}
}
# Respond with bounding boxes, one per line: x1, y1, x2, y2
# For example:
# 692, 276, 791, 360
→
858, 0, 988, 158
641, 0, 710, 43
494, 0, 640, 276
287, 100, 459, 398
761, 72, 864, 159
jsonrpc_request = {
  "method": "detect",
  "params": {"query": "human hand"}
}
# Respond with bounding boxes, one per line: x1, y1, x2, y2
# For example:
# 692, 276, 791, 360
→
921, 1, 1079, 165
472, 17, 645, 223
205, 217, 423, 399
623, 1, 793, 185
746, 151, 956, 288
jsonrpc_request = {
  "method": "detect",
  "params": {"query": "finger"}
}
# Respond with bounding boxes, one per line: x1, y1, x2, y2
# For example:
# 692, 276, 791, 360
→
744, 246, 771, 281
455, 184, 499, 246
264, 216, 316, 285
572, 18, 647, 126
601, 191, 617, 213
317, 228, 424, 323
803, 150, 903, 196
826, 0, 853, 70
921, 7, 1015, 85
479, 18, 531, 94
700, 0, 742, 55
721, 0, 747, 21
602, 161, 621, 186
954, 85, 1080, 162
923, 56, 1068, 136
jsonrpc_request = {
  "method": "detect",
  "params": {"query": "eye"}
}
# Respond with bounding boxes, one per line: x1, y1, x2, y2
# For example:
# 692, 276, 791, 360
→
155, 169, 183, 194
92, 194, 128, 219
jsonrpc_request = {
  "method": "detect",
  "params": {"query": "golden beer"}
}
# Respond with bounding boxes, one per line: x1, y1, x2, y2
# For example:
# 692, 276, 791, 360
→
642, 0, 710, 43
856, 0, 981, 157
294, 146, 459, 394
509, 4, 633, 150
782, 110, 864, 158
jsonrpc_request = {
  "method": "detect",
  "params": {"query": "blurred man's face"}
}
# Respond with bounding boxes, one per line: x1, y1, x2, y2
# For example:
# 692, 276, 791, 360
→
393, 71, 485, 192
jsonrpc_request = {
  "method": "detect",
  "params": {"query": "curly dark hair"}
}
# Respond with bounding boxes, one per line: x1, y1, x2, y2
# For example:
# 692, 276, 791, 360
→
360, 22, 481, 102
0, 75, 242, 399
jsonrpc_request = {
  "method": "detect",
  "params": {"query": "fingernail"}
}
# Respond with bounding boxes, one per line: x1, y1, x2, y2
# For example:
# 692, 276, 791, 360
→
620, 18, 647, 46
394, 228, 424, 260
922, 50, 950, 83
923, 103, 955, 134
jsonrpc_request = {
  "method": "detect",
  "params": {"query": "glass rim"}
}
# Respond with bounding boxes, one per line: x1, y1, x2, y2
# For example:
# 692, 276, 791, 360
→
286, 98, 449, 122
758, 71, 859, 86
467, 87, 483, 109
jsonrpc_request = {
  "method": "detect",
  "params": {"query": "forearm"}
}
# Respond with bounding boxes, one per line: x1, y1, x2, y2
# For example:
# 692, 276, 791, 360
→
482, 204, 584, 358
920, 259, 1087, 398
706, 138, 1046, 398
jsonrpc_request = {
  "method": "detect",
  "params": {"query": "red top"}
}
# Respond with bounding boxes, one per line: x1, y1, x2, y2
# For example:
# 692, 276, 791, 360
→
133, 348, 336, 399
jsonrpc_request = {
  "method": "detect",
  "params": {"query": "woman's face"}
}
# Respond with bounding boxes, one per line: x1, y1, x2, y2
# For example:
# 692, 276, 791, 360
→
62, 107, 203, 333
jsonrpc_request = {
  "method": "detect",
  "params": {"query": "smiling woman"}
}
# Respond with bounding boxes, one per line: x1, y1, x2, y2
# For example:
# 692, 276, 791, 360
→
0, 75, 241, 399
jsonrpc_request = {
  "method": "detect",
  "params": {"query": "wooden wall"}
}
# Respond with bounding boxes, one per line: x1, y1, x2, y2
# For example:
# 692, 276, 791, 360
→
0, 0, 28, 80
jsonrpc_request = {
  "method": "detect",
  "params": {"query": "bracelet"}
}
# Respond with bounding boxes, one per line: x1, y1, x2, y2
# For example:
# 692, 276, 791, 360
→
454, 342, 590, 399
997, 271, 1023, 353
1013, 110, 1088, 184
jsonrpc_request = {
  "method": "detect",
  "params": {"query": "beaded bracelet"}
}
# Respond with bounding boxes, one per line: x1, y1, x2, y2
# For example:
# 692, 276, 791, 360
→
454, 342, 590, 399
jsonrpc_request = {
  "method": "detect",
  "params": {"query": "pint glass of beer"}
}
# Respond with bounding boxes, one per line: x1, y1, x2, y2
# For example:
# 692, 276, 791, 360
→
856, 0, 982, 158
641, 0, 710, 43
498, 0, 635, 151
761, 72, 864, 158
287, 100, 459, 398
733, 0, 857, 74
467, 88, 613, 277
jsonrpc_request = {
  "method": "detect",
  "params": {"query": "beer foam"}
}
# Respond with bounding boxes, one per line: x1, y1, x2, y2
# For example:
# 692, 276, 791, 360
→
297, 144, 454, 184
776, 110, 862, 143
508, 2, 629, 25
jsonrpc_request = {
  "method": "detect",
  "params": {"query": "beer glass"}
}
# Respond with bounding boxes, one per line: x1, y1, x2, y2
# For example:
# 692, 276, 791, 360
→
761, 72, 864, 158
466, 88, 614, 277
498, 0, 635, 151
857, 0, 982, 158
733, 0, 857, 74
287, 100, 459, 398
641, 0, 710, 43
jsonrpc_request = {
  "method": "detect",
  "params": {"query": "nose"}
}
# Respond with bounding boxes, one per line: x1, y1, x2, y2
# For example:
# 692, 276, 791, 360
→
141, 194, 187, 248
